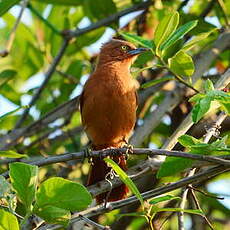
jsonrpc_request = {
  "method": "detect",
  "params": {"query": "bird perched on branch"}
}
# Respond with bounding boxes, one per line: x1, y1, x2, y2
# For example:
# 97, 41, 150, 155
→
80, 39, 148, 203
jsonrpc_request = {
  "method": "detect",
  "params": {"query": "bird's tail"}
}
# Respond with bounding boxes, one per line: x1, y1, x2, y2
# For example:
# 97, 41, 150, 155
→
87, 146, 128, 204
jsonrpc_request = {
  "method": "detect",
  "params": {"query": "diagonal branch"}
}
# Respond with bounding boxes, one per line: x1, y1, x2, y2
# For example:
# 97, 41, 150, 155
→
14, 38, 70, 129
178, 112, 227, 230
131, 31, 230, 148
1, 31, 229, 151
162, 68, 230, 151
37, 165, 229, 230
6, 0, 153, 144
0, 0, 29, 57
67, 0, 152, 38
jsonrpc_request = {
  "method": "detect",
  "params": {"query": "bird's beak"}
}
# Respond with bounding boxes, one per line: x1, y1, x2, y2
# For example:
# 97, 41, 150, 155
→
127, 47, 150, 55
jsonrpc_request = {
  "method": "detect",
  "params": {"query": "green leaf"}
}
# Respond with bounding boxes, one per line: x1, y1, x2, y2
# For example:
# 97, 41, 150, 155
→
0, 0, 20, 16
189, 93, 205, 102
0, 70, 17, 89
157, 157, 193, 178
208, 90, 230, 102
35, 177, 92, 212
0, 176, 11, 198
178, 135, 202, 147
192, 97, 212, 123
0, 209, 19, 230
189, 143, 211, 154
69, 27, 105, 51
149, 195, 181, 205
141, 76, 174, 89
9, 163, 38, 212
204, 79, 215, 92
221, 102, 230, 114
32, 0, 82, 5
162, 38, 184, 60
211, 136, 228, 149
83, 0, 117, 21
154, 11, 179, 50
168, 51, 194, 77
160, 20, 198, 51
0, 106, 27, 122
182, 31, 213, 51
104, 158, 144, 207
154, 208, 203, 215
34, 205, 71, 226
119, 32, 154, 49
0, 150, 27, 158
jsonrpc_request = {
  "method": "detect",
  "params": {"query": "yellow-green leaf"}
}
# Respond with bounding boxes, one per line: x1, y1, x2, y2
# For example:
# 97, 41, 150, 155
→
168, 51, 194, 77
160, 20, 198, 51
0, 150, 27, 158
154, 11, 179, 53
183, 31, 214, 51
104, 158, 144, 208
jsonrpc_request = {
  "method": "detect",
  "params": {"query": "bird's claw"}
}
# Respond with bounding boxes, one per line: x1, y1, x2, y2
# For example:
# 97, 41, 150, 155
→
124, 143, 133, 160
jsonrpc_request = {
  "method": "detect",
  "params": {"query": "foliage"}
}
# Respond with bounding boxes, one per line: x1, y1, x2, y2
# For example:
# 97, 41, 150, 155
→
190, 79, 230, 123
104, 158, 144, 208
157, 135, 230, 178
0, 0, 229, 229
8, 162, 92, 226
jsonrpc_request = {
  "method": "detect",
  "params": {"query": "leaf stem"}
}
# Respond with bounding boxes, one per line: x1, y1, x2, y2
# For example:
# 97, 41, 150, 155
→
156, 54, 200, 93
174, 74, 199, 93
0, 0, 29, 57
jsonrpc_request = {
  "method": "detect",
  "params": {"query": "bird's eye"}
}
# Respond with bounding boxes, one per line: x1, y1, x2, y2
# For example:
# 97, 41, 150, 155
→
121, 45, 128, 51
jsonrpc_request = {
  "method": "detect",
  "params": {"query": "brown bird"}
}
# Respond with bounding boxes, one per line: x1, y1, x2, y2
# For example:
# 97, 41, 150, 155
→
80, 39, 148, 203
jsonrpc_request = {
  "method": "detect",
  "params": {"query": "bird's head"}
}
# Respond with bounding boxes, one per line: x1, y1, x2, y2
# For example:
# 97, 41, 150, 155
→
98, 39, 149, 65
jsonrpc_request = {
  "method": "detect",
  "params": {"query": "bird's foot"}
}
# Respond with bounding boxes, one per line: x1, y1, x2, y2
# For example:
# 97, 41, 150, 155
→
103, 146, 119, 158
123, 143, 134, 160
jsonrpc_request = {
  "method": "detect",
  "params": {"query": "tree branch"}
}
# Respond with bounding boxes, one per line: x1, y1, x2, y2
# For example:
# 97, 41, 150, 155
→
14, 38, 70, 129
131, 32, 230, 148
0, 0, 29, 57
2, 147, 230, 178
1, 0, 153, 148
178, 111, 227, 229
67, 0, 153, 38
162, 68, 230, 151
38, 165, 229, 230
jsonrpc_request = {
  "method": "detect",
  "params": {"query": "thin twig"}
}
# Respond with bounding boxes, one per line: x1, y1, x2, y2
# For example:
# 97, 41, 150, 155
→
0, 33, 229, 151
216, 0, 230, 27
177, 0, 190, 11
162, 68, 230, 151
178, 112, 227, 230
14, 38, 70, 129
9, 0, 153, 135
200, 0, 216, 18
0, 0, 29, 57
79, 215, 111, 230
28, 3, 61, 35
67, 0, 153, 38
174, 74, 199, 93
38, 165, 229, 230
188, 185, 224, 200
190, 189, 214, 230
178, 169, 196, 230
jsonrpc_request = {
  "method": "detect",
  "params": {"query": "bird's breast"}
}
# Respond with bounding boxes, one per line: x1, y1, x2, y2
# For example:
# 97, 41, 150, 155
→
81, 74, 137, 148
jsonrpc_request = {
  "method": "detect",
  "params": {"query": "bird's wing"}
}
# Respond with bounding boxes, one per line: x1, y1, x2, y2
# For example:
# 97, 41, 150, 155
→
79, 90, 84, 115
135, 91, 139, 109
